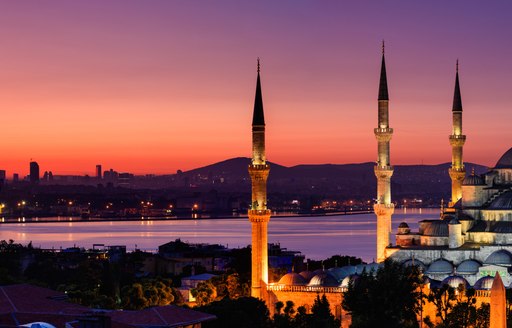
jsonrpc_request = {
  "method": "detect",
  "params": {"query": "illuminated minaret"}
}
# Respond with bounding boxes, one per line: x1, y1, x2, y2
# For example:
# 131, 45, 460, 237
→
448, 60, 466, 206
248, 58, 271, 299
374, 42, 394, 263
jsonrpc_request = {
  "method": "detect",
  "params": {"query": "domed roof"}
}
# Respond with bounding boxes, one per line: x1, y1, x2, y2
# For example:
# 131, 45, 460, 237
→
426, 259, 453, 274
364, 262, 382, 274
463, 173, 485, 186
278, 272, 307, 286
355, 264, 367, 275
299, 271, 316, 282
340, 275, 359, 288
423, 221, 449, 237
308, 272, 338, 287
398, 222, 409, 228
328, 266, 356, 280
456, 260, 481, 275
484, 250, 512, 266
402, 259, 426, 271
488, 190, 512, 210
495, 147, 512, 169
442, 275, 469, 289
474, 276, 495, 290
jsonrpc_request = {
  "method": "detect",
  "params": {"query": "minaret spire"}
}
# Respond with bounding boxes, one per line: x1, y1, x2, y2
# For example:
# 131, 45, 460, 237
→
374, 43, 394, 262
378, 41, 389, 101
452, 59, 463, 111
448, 59, 466, 205
248, 58, 271, 300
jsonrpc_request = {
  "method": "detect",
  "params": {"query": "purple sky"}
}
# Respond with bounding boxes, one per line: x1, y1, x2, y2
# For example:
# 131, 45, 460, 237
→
0, 1, 511, 174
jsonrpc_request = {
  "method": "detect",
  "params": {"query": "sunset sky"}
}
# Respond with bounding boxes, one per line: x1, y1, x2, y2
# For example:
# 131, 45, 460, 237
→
1, 1, 511, 176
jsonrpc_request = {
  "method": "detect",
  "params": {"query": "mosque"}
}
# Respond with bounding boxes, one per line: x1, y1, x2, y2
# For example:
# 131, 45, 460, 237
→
245, 47, 512, 325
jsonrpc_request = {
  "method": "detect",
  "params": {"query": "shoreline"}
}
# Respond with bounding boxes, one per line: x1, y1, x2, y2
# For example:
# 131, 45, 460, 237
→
0, 210, 376, 225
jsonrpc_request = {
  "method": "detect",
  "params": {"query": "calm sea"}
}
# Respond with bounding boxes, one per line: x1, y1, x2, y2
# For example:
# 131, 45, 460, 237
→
0, 208, 438, 262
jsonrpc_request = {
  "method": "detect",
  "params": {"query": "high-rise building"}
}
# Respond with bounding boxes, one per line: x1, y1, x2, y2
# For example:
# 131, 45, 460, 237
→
248, 59, 271, 299
374, 42, 394, 263
30, 161, 40, 183
12, 173, 19, 183
96, 165, 102, 179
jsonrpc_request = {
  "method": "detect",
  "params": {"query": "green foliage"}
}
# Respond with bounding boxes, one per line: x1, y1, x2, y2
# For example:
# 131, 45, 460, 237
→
120, 278, 177, 310
191, 280, 217, 306
424, 284, 489, 328
191, 273, 249, 306
197, 297, 272, 328
342, 259, 422, 328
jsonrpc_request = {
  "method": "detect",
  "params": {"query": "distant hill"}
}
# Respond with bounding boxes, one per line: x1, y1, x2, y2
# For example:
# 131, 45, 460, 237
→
178, 158, 487, 201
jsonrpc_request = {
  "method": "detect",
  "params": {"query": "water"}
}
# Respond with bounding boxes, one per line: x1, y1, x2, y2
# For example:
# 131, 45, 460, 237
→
0, 208, 439, 262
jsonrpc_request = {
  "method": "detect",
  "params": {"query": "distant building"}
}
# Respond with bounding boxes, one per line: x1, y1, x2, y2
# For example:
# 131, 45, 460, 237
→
96, 165, 102, 179
29, 161, 39, 183
12, 173, 19, 183
0, 170, 5, 187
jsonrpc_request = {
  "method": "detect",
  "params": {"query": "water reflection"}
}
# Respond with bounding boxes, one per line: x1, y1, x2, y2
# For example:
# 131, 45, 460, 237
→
0, 208, 438, 261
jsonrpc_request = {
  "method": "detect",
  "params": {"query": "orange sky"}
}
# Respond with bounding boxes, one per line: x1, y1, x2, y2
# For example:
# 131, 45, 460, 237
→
0, 1, 511, 176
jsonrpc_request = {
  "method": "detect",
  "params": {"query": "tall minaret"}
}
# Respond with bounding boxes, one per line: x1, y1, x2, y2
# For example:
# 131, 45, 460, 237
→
248, 58, 271, 299
374, 42, 394, 263
448, 60, 466, 206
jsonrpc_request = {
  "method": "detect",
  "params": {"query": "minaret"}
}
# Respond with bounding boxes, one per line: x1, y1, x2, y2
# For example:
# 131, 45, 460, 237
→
374, 42, 394, 263
248, 58, 271, 299
448, 60, 466, 206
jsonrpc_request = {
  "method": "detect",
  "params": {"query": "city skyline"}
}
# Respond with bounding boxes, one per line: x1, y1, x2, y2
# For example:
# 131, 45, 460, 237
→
1, 1, 512, 175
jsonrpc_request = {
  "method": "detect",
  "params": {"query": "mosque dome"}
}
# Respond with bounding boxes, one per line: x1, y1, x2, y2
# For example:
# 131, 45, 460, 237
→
328, 266, 356, 281
456, 260, 481, 275
299, 271, 316, 282
20, 323, 57, 328
484, 250, 512, 266
355, 264, 367, 275
474, 276, 495, 290
398, 222, 409, 228
463, 174, 485, 186
278, 272, 306, 286
402, 259, 426, 271
426, 259, 453, 275
423, 221, 449, 237
488, 190, 512, 210
363, 262, 381, 274
340, 275, 359, 288
495, 147, 512, 169
308, 272, 338, 287
442, 275, 469, 289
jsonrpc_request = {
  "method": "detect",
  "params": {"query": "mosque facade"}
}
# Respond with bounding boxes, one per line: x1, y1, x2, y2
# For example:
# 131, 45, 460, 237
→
247, 48, 511, 325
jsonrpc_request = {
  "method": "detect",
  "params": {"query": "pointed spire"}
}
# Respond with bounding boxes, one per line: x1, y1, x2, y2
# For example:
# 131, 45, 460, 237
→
378, 41, 389, 101
252, 58, 265, 126
452, 59, 463, 111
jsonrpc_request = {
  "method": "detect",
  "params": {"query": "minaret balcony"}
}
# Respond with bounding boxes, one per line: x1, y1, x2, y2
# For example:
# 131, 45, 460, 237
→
374, 128, 393, 134
248, 209, 271, 222
374, 128, 393, 142
449, 135, 466, 147
249, 164, 270, 170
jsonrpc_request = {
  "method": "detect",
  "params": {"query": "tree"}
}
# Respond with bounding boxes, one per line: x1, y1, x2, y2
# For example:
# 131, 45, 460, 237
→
197, 297, 272, 328
424, 284, 456, 326
310, 294, 340, 328
191, 280, 217, 306
342, 259, 422, 328
424, 284, 490, 328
